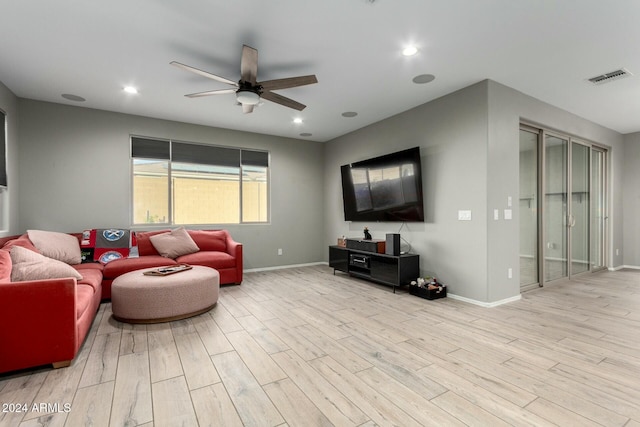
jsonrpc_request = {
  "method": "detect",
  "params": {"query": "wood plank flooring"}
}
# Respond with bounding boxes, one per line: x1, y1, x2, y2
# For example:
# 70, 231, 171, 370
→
1, 265, 639, 426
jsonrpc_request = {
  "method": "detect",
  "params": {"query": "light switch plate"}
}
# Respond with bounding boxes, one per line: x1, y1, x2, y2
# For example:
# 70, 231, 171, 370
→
458, 210, 472, 221
504, 209, 512, 220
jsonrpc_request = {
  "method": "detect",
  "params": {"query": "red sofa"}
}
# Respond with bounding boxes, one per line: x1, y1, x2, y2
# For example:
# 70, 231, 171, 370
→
0, 229, 242, 374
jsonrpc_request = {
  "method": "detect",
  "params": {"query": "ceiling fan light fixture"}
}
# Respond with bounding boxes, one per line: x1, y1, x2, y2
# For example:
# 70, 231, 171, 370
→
236, 89, 260, 105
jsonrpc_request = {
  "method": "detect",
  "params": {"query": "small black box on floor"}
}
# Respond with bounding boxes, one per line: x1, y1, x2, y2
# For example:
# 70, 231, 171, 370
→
409, 285, 447, 300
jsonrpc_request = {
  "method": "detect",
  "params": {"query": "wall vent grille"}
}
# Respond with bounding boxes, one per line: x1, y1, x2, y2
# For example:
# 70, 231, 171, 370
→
588, 68, 632, 85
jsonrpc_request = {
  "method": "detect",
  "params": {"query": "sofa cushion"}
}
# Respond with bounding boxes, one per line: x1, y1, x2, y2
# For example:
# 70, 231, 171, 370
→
76, 284, 95, 320
187, 230, 227, 252
74, 268, 103, 294
150, 227, 200, 259
103, 255, 177, 279
0, 249, 11, 281
177, 250, 236, 269
135, 230, 170, 256
27, 229, 82, 265
73, 262, 104, 272
10, 246, 83, 282
2, 234, 40, 254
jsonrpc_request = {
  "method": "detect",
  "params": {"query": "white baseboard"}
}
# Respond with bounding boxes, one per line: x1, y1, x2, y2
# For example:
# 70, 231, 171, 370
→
609, 265, 640, 271
447, 293, 522, 307
245, 261, 327, 273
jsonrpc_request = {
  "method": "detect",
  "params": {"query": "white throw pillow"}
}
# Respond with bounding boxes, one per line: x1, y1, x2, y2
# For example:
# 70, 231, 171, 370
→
10, 246, 83, 282
27, 229, 82, 265
149, 227, 200, 259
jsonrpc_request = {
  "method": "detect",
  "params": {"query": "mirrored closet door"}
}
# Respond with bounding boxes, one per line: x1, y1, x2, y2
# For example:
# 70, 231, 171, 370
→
519, 125, 608, 290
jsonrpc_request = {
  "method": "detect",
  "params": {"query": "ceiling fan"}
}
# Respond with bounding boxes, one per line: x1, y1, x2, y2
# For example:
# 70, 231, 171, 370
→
171, 45, 318, 114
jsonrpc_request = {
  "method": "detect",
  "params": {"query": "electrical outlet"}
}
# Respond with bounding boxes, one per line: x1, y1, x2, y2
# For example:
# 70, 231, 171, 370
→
508, 268, 513, 279
494, 209, 499, 220
277, 248, 283, 256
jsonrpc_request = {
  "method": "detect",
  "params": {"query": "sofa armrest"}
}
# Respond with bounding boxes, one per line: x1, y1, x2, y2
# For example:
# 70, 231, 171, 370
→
225, 235, 243, 283
0, 278, 78, 373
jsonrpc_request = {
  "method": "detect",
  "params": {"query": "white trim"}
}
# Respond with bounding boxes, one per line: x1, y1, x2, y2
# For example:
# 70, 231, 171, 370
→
245, 261, 327, 273
609, 265, 640, 271
447, 293, 522, 307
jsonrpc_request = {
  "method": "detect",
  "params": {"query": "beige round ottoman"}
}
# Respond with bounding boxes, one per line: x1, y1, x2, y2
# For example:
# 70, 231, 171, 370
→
111, 266, 219, 323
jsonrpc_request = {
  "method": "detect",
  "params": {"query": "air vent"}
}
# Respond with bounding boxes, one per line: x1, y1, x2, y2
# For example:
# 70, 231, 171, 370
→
588, 68, 633, 85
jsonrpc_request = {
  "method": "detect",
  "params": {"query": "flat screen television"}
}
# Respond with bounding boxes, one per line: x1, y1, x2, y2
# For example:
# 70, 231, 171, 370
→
341, 147, 424, 222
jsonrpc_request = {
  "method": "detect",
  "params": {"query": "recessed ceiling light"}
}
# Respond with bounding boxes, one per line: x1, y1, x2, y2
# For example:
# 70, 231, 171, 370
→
124, 86, 138, 94
412, 74, 436, 84
341, 111, 358, 118
61, 93, 86, 102
293, 118, 303, 124
402, 46, 418, 56
300, 133, 312, 137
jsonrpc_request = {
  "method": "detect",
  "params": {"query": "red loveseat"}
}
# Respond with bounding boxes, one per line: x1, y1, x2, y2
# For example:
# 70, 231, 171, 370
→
0, 229, 242, 374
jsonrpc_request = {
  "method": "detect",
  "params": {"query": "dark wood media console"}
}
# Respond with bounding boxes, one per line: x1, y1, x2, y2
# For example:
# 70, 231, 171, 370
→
329, 245, 419, 293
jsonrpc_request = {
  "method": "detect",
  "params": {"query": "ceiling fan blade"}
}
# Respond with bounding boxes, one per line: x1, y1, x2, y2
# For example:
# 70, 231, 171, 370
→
242, 103, 255, 114
259, 75, 318, 91
261, 91, 306, 111
170, 61, 237, 86
185, 88, 237, 98
240, 45, 258, 85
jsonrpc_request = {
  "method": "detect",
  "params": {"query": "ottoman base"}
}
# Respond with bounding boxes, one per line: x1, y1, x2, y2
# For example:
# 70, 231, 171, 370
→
112, 302, 217, 324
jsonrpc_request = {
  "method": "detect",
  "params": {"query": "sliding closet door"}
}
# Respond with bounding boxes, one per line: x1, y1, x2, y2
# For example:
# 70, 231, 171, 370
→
519, 128, 540, 290
570, 142, 590, 275
544, 134, 568, 282
520, 125, 609, 289
591, 147, 608, 271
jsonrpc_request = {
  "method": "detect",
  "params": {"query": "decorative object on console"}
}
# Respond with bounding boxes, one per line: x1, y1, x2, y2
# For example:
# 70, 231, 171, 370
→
363, 227, 372, 240
385, 233, 400, 256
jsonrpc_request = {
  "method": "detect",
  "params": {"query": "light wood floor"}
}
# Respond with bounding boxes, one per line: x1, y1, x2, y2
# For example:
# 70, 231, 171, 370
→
1, 265, 640, 426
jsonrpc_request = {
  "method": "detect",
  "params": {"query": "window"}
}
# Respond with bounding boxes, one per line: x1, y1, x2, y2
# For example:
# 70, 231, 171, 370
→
0, 110, 6, 232
131, 136, 269, 225
0, 110, 6, 188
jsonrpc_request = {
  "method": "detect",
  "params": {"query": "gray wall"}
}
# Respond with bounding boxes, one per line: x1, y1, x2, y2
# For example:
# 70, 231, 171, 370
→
0, 81, 20, 236
324, 82, 491, 302
324, 79, 626, 304
623, 132, 640, 267
16, 99, 325, 270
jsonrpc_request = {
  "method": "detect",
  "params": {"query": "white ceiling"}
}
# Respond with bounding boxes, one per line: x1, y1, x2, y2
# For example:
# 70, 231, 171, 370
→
1, 0, 639, 142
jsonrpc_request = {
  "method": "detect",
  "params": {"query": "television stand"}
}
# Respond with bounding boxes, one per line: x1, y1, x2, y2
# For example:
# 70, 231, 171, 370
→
329, 246, 419, 293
